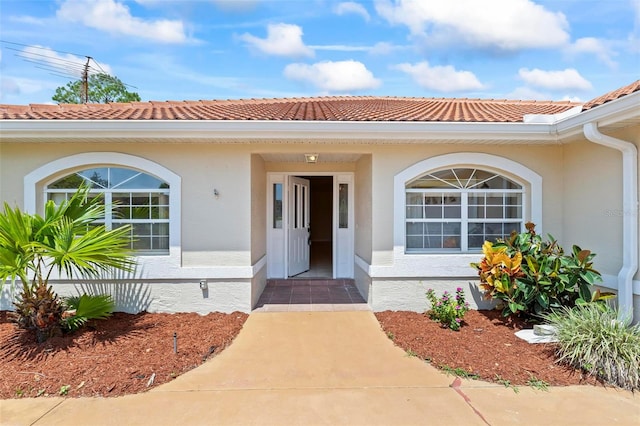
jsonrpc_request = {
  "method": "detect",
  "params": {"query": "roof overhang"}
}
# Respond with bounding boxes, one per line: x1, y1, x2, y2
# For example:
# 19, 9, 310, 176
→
1, 91, 638, 144
0, 120, 561, 144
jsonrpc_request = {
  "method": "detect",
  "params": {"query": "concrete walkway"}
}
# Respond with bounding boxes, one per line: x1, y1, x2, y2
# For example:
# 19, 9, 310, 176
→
2, 311, 639, 425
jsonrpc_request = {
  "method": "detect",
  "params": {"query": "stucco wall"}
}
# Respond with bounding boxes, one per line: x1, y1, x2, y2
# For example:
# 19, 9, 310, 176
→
354, 154, 372, 264
1, 142, 253, 267
251, 154, 267, 265
370, 279, 495, 312
562, 140, 622, 276
368, 144, 565, 266
0, 280, 252, 314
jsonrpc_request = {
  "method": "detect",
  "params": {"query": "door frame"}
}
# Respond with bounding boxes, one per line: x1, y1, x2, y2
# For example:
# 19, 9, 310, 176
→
267, 172, 354, 279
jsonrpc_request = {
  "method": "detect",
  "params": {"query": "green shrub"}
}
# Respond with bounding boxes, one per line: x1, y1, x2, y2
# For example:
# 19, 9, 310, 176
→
61, 294, 115, 332
426, 287, 470, 331
543, 304, 640, 391
471, 223, 613, 319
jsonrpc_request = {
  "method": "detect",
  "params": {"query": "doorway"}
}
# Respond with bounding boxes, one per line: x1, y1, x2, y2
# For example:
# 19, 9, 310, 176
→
267, 172, 354, 279
293, 176, 333, 278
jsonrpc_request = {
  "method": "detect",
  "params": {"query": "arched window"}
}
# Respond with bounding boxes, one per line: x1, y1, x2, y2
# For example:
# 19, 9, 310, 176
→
405, 167, 524, 252
46, 167, 170, 254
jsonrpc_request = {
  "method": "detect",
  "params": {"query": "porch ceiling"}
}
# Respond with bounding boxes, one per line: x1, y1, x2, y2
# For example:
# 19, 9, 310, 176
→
259, 153, 363, 163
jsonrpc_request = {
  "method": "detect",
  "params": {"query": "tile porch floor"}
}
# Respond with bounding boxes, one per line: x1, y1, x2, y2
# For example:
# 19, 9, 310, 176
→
253, 279, 370, 312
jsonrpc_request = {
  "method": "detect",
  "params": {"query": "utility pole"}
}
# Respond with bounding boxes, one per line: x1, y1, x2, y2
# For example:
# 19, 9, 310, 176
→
82, 56, 91, 103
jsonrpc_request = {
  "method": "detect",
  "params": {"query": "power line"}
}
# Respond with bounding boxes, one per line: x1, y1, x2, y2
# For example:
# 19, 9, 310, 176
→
1, 40, 139, 102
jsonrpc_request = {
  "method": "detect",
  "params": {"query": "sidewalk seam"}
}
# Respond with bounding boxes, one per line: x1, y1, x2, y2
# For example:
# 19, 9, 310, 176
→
30, 399, 66, 426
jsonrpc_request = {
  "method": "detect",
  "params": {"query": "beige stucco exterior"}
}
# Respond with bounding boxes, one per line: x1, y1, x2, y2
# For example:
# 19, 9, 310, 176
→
1, 103, 639, 321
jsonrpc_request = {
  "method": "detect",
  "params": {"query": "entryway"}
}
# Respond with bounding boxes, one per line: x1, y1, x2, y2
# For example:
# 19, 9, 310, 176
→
267, 172, 354, 280
253, 279, 368, 312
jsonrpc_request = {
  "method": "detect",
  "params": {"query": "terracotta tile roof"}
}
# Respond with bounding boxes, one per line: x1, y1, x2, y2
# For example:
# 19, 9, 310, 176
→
582, 80, 640, 110
0, 96, 580, 123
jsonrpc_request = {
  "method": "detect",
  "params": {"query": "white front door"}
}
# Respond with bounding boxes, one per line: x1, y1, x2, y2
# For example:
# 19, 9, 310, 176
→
288, 177, 310, 276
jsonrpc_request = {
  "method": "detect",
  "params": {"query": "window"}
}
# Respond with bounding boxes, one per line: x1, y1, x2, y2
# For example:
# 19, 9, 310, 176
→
46, 167, 170, 254
405, 168, 523, 252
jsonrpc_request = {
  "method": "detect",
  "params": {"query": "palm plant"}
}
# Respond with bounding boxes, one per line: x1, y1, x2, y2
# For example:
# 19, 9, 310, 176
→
0, 185, 135, 342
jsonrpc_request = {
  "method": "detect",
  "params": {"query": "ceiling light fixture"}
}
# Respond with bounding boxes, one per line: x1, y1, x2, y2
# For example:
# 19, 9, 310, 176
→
304, 153, 319, 163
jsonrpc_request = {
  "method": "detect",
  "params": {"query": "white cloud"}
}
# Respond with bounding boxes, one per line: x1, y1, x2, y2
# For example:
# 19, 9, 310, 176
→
335, 2, 371, 21
8, 15, 46, 25
56, 0, 189, 44
240, 23, 314, 58
393, 61, 484, 92
374, 0, 569, 51
19, 45, 113, 78
0, 75, 59, 103
518, 68, 592, 91
310, 44, 370, 52
284, 60, 381, 92
566, 37, 617, 68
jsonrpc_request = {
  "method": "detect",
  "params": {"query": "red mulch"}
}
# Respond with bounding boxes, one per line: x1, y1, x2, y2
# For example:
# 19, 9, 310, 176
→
0, 311, 248, 399
1, 308, 605, 399
375, 309, 602, 387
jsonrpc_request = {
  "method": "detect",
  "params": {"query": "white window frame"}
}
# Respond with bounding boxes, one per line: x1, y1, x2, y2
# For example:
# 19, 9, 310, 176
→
24, 152, 181, 268
369, 153, 542, 278
405, 169, 525, 253
45, 168, 171, 254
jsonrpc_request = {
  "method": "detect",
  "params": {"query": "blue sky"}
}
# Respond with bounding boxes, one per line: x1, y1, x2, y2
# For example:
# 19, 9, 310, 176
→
1, 0, 639, 105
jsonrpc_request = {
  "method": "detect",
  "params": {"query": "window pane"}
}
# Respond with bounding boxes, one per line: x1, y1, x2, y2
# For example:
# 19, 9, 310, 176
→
133, 237, 151, 250
113, 206, 131, 220
505, 206, 522, 218
406, 236, 424, 249
151, 206, 169, 219
505, 194, 522, 205
443, 222, 460, 234
155, 223, 170, 236
132, 223, 151, 235
406, 206, 423, 219
426, 236, 442, 248
131, 206, 149, 219
486, 206, 503, 218
116, 173, 165, 189
406, 193, 423, 205
444, 206, 461, 218
48, 193, 68, 204
426, 222, 442, 234
109, 169, 140, 188
468, 236, 482, 249
152, 236, 169, 250
48, 175, 85, 189
302, 186, 307, 227
131, 193, 150, 206
442, 236, 460, 249
486, 195, 503, 205
150, 193, 169, 206
78, 168, 109, 188
468, 205, 484, 219
406, 222, 423, 234
339, 183, 348, 228
273, 183, 283, 228
424, 206, 441, 218
294, 184, 299, 228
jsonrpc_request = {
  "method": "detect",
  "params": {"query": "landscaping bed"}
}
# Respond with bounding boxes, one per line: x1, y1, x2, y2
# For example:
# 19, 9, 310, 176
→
1, 308, 604, 399
375, 309, 602, 388
0, 310, 248, 398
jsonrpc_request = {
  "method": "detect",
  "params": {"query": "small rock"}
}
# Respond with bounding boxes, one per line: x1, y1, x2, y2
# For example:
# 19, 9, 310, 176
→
533, 325, 557, 336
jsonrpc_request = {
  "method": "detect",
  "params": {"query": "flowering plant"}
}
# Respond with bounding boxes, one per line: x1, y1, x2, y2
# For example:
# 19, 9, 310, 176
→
426, 288, 470, 331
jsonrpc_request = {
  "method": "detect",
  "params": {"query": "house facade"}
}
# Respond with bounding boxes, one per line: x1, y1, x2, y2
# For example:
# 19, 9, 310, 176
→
1, 81, 639, 323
